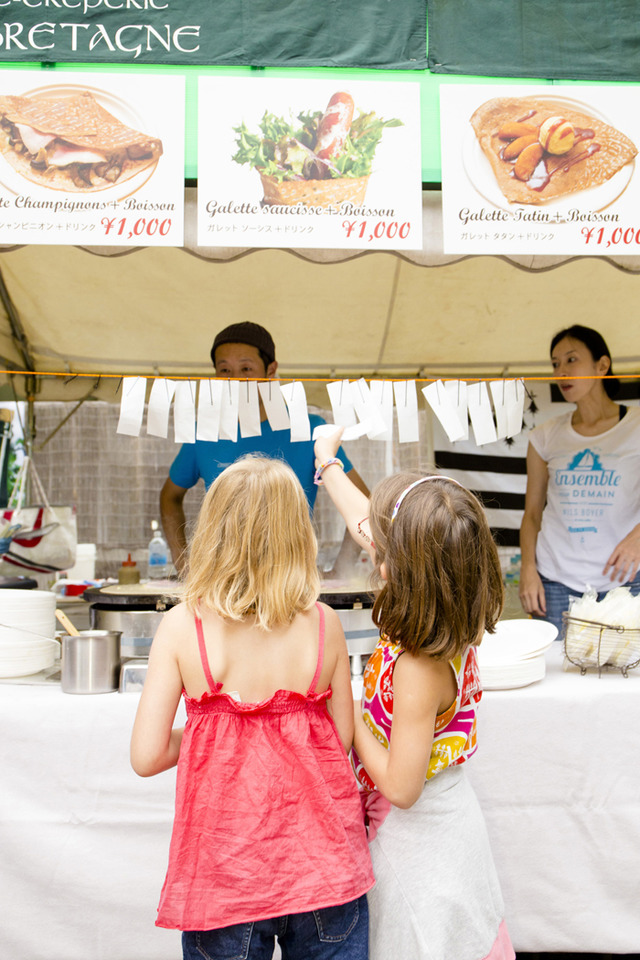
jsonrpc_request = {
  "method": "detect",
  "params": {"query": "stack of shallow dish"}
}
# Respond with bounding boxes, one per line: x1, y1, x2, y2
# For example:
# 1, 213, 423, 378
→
477, 619, 558, 689
0, 589, 58, 678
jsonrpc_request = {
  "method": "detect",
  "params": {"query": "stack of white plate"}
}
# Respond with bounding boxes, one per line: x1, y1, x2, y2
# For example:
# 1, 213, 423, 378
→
477, 619, 558, 689
0, 589, 58, 677
0, 636, 59, 677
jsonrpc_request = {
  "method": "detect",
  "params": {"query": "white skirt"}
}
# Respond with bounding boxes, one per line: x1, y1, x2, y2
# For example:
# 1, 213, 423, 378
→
367, 766, 512, 960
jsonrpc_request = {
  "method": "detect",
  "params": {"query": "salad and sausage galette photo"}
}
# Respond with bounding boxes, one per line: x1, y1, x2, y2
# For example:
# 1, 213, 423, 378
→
232, 91, 402, 209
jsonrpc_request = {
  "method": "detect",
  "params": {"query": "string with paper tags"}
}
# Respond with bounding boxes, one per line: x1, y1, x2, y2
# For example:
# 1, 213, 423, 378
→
116, 376, 527, 446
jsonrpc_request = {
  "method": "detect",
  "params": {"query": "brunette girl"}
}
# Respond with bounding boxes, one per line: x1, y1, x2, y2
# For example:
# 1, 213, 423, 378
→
313, 434, 515, 960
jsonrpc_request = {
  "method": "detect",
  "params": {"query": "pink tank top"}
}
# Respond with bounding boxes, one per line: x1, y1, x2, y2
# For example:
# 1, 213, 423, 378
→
156, 602, 374, 932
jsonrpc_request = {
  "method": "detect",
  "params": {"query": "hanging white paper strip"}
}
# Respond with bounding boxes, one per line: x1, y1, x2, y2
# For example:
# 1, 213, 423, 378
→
116, 377, 147, 437
468, 382, 498, 446
281, 381, 311, 442
507, 379, 526, 437
327, 380, 358, 428
351, 378, 388, 439
174, 381, 197, 444
422, 380, 467, 442
219, 379, 240, 442
489, 380, 509, 440
146, 378, 176, 438
489, 379, 526, 440
258, 380, 291, 431
393, 379, 420, 443
238, 380, 262, 438
444, 379, 469, 440
196, 379, 223, 441
368, 380, 394, 441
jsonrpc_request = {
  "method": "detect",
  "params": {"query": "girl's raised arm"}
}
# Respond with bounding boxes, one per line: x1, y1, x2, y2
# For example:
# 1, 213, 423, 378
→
130, 607, 185, 778
314, 429, 374, 561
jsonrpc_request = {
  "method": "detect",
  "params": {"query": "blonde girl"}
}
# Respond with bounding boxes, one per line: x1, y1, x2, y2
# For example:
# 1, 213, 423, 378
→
131, 456, 373, 960
313, 432, 515, 960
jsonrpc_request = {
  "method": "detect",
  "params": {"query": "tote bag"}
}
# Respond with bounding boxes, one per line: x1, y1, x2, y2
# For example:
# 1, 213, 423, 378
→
1, 457, 77, 574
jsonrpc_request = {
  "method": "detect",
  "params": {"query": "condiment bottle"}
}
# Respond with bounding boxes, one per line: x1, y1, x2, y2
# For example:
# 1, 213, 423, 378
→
118, 553, 140, 585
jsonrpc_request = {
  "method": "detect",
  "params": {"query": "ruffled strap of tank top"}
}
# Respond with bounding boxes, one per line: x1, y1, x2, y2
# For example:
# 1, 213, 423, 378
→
306, 602, 325, 696
194, 613, 217, 692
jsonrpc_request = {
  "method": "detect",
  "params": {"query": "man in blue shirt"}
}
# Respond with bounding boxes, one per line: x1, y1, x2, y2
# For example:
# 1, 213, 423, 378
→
160, 321, 369, 574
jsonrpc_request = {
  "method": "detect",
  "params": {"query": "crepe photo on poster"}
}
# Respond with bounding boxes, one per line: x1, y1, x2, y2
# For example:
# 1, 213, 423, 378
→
440, 84, 640, 256
0, 89, 162, 194
197, 77, 422, 251
0, 71, 185, 246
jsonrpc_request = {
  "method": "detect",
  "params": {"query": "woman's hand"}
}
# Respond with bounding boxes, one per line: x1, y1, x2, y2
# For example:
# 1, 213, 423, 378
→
314, 426, 344, 469
603, 525, 640, 583
519, 564, 547, 616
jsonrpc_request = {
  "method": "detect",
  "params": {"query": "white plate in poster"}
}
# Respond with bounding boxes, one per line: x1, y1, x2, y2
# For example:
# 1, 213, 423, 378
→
0, 82, 161, 200
462, 95, 635, 215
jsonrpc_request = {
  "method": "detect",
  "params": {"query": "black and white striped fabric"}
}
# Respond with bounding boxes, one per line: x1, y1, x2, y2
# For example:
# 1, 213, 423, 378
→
433, 380, 640, 547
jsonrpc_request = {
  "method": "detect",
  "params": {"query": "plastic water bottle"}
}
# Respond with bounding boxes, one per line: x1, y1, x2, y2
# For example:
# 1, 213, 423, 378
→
148, 520, 169, 579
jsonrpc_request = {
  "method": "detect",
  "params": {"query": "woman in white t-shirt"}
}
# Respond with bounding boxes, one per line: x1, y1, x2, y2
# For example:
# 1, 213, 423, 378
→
519, 324, 640, 633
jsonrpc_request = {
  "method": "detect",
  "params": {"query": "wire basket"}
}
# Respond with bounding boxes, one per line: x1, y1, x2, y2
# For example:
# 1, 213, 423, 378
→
562, 613, 640, 677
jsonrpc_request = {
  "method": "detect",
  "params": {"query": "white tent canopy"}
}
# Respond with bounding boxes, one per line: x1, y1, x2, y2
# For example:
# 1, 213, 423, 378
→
1, 191, 639, 406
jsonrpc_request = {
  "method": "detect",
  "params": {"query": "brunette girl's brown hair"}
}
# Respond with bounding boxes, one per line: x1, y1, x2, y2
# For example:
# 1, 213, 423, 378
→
369, 473, 503, 659
182, 456, 320, 629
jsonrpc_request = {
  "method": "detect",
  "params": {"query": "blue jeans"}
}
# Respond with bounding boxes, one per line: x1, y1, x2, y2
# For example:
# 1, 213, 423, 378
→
181, 895, 368, 960
536, 572, 640, 636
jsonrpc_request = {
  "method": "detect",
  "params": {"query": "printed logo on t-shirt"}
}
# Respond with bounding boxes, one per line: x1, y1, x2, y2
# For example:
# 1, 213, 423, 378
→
555, 449, 620, 490
555, 448, 621, 538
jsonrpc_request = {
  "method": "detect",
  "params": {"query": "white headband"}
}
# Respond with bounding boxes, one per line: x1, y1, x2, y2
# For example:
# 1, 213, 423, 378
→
390, 475, 464, 522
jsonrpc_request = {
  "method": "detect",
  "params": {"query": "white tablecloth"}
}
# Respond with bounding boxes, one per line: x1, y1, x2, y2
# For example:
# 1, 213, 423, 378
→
1, 644, 639, 959
467, 644, 640, 954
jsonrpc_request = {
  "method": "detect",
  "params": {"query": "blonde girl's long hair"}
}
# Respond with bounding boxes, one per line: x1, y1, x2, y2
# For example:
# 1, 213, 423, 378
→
182, 456, 320, 630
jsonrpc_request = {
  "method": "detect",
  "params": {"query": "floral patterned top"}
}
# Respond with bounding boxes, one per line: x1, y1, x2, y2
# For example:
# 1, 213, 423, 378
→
351, 636, 483, 792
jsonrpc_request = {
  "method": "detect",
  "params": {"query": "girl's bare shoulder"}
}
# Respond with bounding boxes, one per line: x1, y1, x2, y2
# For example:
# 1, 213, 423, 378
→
394, 647, 456, 702
162, 600, 193, 624
316, 602, 347, 645
154, 601, 196, 643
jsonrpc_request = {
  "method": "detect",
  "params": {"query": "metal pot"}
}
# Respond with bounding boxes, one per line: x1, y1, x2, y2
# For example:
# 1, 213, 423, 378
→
61, 630, 121, 694
82, 584, 179, 658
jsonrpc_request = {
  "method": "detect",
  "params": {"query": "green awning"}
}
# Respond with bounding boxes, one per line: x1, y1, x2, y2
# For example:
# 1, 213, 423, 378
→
427, 0, 640, 82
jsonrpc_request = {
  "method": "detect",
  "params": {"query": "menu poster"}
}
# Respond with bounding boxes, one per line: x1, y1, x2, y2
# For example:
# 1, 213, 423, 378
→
197, 77, 423, 250
440, 84, 640, 256
0, 71, 185, 246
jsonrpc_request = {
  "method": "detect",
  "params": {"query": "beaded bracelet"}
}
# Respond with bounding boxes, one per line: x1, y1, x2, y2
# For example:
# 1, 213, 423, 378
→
313, 457, 344, 486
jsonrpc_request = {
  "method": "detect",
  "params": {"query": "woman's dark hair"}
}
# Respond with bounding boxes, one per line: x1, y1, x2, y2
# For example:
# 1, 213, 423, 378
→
550, 324, 620, 398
